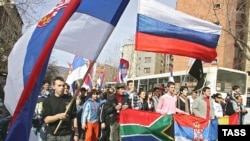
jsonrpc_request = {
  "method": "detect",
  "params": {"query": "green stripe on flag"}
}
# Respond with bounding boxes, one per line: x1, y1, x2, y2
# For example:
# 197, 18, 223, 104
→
121, 115, 174, 141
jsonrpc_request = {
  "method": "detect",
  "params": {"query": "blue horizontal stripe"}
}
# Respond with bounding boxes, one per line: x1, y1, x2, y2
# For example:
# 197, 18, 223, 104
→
23, 10, 65, 84
77, 0, 129, 26
174, 120, 218, 141
174, 121, 194, 139
137, 14, 220, 48
72, 56, 86, 70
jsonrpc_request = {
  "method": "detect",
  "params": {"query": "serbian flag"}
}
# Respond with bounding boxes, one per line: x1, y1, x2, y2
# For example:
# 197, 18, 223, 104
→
136, 0, 222, 62
97, 70, 105, 89
218, 113, 239, 125
3, 0, 129, 140
118, 58, 129, 83
174, 114, 218, 141
120, 109, 174, 141
66, 55, 88, 92
82, 61, 96, 89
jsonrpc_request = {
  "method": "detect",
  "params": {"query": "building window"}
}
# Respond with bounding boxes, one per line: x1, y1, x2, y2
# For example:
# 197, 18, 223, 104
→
144, 67, 150, 73
214, 21, 220, 25
144, 57, 151, 63
247, 97, 250, 107
213, 3, 221, 10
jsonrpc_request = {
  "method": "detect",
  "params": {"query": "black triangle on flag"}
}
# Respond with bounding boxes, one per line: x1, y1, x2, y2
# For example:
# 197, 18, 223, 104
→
188, 59, 205, 91
189, 59, 203, 80
193, 78, 206, 92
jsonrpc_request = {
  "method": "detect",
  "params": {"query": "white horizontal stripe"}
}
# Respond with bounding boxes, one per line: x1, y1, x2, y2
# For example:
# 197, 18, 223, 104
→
175, 136, 192, 141
138, 0, 221, 35
175, 136, 209, 141
54, 12, 114, 60
4, 27, 34, 115
66, 65, 88, 85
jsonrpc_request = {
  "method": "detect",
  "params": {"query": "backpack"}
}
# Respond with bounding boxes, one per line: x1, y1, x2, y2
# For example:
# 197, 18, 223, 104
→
224, 100, 235, 115
32, 96, 47, 139
32, 101, 43, 129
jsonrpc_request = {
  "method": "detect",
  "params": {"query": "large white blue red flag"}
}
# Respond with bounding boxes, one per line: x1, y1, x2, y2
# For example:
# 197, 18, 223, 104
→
136, 0, 222, 62
3, 0, 130, 140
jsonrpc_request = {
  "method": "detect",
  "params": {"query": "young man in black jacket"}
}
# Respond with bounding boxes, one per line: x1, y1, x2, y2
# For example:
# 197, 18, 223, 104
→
42, 76, 78, 141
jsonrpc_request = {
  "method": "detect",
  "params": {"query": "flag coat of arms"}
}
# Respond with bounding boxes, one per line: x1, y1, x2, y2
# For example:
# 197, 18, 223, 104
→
174, 114, 218, 141
136, 0, 222, 62
4, 0, 130, 140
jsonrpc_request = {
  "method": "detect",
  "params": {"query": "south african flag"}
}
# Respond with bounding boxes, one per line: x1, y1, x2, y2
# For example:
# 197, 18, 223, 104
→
120, 109, 174, 141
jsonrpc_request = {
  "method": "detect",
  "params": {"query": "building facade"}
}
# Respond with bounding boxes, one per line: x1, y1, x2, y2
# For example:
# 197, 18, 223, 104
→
122, 44, 173, 78
174, 0, 249, 72
91, 63, 118, 88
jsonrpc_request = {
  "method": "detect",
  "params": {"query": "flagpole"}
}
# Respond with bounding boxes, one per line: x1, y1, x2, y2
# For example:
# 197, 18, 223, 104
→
54, 35, 110, 135
53, 0, 129, 130
54, 61, 95, 134
54, 19, 112, 132
180, 64, 192, 86
180, 58, 196, 86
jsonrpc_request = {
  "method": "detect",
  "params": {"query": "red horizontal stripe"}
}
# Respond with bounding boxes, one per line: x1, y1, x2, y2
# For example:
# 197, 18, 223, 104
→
174, 114, 209, 128
120, 109, 161, 126
135, 32, 217, 62
229, 113, 239, 125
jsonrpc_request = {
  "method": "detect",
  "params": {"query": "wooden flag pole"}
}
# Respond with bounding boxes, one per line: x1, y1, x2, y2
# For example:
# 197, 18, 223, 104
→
53, 61, 95, 135
180, 64, 193, 87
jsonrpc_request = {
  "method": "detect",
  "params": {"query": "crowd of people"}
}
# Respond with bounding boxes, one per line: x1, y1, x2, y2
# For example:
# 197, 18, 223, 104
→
0, 76, 248, 141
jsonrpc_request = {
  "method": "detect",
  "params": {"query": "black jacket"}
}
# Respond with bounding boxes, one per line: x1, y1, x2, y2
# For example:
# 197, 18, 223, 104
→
104, 93, 130, 124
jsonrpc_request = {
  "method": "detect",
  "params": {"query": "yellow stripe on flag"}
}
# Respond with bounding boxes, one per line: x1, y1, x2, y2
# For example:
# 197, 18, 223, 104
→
218, 116, 229, 125
218, 114, 239, 125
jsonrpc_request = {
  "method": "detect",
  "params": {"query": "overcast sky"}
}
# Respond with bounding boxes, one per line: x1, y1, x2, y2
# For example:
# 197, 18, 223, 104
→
22, 0, 176, 68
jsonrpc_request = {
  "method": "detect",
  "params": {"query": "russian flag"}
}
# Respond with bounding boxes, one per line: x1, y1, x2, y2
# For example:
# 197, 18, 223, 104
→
174, 114, 218, 141
4, 0, 130, 140
136, 0, 222, 62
